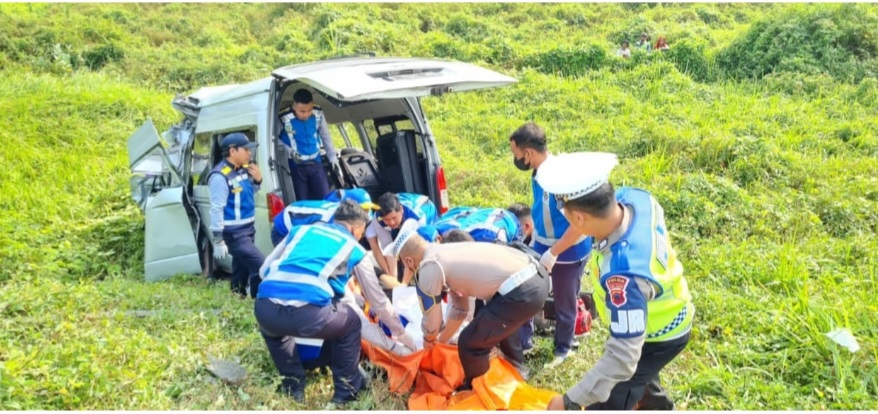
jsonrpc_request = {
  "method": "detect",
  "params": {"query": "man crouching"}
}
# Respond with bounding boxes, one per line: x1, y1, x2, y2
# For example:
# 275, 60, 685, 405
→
385, 222, 550, 392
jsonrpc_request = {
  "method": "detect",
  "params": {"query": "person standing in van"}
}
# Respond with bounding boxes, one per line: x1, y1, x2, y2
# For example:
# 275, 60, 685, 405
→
509, 122, 593, 368
208, 133, 265, 298
278, 88, 341, 201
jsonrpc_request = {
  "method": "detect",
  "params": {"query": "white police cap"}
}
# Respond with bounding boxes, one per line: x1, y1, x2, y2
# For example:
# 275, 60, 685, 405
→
535, 152, 619, 201
382, 219, 422, 258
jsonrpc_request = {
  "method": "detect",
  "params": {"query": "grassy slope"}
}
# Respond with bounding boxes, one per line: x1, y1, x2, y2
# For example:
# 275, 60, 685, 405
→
1, 3, 877, 410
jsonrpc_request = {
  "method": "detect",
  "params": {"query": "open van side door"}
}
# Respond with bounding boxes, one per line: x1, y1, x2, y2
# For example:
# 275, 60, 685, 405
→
127, 118, 202, 281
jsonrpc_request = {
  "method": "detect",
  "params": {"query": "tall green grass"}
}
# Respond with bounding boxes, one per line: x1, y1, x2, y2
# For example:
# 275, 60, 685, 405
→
1, 2, 877, 410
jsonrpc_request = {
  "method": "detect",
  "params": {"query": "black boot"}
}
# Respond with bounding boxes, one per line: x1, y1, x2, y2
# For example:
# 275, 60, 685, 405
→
277, 377, 305, 403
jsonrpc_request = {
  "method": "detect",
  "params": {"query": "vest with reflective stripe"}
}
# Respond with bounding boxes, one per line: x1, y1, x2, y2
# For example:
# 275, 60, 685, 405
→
590, 187, 694, 342
532, 173, 590, 261
272, 200, 339, 240
279, 110, 324, 161
435, 207, 522, 243
258, 222, 366, 306
209, 160, 256, 228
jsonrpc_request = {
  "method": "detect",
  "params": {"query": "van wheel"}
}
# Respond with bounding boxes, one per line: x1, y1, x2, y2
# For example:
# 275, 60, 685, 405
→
198, 231, 215, 279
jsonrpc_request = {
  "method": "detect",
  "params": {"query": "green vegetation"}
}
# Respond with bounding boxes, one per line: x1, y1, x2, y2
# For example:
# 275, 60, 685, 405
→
1, 2, 876, 410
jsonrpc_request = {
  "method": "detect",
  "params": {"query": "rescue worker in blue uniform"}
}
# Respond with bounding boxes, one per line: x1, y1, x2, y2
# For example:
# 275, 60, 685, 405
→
256, 200, 416, 406
509, 122, 593, 366
365, 192, 438, 284
537, 152, 694, 411
278, 88, 341, 201
269, 188, 380, 246
208, 133, 265, 298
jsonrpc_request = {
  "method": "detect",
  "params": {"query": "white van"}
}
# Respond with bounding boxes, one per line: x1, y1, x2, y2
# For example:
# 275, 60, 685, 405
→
126, 56, 516, 281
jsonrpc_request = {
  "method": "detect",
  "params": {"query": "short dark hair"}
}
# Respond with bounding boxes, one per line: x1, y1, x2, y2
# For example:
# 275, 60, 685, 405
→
332, 199, 370, 225
563, 182, 617, 218
293, 89, 313, 105
441, 229, 474, 243
376, 192, 402, 217
509, 122, 547, 153
506, 203, 532, 221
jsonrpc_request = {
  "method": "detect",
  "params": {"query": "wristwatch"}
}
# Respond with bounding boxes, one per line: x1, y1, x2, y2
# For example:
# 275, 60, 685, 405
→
562, 394, 583, 410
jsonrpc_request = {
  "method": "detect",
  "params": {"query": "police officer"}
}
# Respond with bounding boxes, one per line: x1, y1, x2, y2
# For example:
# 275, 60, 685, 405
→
208, 133, 265, 298
278, 88, 341, 201
536, 152, 694, 411
385, 222, 550, 392
509, 122, 592, 365
365, 192, 438, 284
256, 200, 416, 405
270, 188, 380, 246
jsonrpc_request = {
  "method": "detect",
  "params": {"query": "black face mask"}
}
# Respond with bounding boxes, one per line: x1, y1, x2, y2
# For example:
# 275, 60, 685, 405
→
513, 154, 531, 171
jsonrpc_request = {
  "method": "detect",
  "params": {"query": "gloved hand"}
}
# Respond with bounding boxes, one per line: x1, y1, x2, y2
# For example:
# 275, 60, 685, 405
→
396, 331, 418, 352
539, 249, 558, 272
213, 240, 229, 260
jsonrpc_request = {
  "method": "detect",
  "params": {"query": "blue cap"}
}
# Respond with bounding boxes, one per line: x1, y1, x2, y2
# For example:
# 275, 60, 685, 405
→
221, 133, 258, 150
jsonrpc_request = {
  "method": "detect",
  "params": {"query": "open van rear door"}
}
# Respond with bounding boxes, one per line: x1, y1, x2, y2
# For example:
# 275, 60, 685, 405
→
127, 119, 202, 281
271, 57, 516, 101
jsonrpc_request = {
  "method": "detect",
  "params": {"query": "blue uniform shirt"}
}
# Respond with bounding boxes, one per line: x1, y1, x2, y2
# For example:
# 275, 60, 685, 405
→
208, 159, 260, 235
531, 172, 591, 263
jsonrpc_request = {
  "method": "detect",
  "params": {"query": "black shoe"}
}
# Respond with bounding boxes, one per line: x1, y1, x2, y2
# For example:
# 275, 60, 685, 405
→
277, 379, 305, 403
453, 382, 473, 394
328, 364, 370, 406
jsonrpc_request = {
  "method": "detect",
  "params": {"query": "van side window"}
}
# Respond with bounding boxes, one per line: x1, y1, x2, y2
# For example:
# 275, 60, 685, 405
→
192, 133, 212, 185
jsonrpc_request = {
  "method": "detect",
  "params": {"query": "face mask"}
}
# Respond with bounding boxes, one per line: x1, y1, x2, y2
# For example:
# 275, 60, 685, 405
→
513, 153, 530, 171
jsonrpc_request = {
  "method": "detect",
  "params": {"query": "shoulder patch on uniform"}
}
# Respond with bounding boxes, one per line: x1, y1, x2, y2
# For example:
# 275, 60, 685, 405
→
221, 166, 232, 175
416, 285, 440, 313
606, 276, 629, 308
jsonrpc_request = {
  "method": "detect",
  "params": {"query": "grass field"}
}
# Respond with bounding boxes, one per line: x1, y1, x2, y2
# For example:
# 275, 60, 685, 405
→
1, 3, 877, 410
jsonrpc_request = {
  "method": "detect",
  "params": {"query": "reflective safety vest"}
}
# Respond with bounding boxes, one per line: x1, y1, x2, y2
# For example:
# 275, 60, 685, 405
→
532, 173, 590, 262
209, 159, 256, 229
278, 108, 325, 162
258, 222, 366, 307
272, 200, 338, 241
435, 206, 522, 243
590, 187, 694, 343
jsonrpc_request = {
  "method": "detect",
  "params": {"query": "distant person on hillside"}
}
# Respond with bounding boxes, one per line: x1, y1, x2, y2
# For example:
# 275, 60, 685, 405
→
538, 152, 693, 411
636, 33, 652, 52
616, 41, 631, 59
655, 36, 670, 52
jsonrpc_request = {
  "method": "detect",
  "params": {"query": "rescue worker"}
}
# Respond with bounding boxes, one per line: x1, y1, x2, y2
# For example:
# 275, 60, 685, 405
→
385, 222, 550, 392
506, 202, 536, 245
208, 132, 265, 298
270, 188, 380, 246
256, 200, 417, 405
509, 122, 592, 366
365, 192, 438, 284
537, 152, 694, 411
278, 88, 341, 201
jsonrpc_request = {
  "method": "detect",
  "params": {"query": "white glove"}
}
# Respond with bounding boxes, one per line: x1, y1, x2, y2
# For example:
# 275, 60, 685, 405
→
539, 249, 558, 272
213, 240, 229, 260
396, 331, 418, 352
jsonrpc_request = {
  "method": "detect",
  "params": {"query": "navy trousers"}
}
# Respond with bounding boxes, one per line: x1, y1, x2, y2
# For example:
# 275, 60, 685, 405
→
255, 298, 364, 402
519, 258, 586, 357
223, 225, 265, 298
290, 160, 330, 201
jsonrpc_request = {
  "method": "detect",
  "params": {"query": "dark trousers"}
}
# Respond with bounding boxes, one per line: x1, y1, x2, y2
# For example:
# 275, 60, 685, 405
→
290, 160, 330, 201
223, 225, 265, 298
254, 298, 364, 401
458, 272, 549, 385
518, 259, 586, 356
586, 331, 691, 410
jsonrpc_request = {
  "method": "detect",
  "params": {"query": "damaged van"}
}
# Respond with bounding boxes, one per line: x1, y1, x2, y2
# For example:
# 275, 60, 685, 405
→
126, 56, 516, 281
